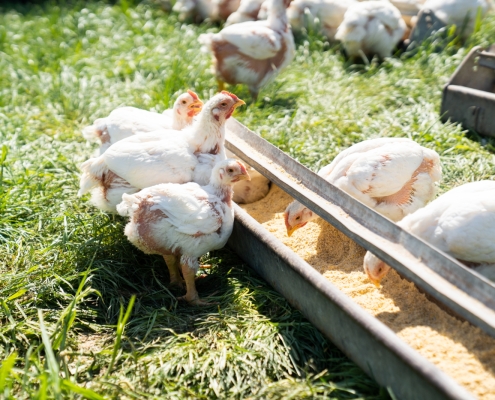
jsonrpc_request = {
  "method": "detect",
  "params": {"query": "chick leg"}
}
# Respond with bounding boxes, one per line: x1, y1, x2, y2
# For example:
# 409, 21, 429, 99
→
178, 256, 215, 306
163, 255, 183, 289
217, 80, 225, 92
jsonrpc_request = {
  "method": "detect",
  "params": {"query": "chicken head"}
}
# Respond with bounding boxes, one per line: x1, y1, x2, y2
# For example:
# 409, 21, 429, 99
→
174, 90, 204, 119
213, 158, 251, 185
284, 200, 316, 237
207, 91, 246, 124
363, 251, 390, 287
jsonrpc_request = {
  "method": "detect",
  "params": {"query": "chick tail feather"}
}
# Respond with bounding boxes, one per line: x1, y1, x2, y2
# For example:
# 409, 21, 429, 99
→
82, 124, 98, 141
81, 118, 106, 142
117, 193, 140, 217
78, 156, 109, 197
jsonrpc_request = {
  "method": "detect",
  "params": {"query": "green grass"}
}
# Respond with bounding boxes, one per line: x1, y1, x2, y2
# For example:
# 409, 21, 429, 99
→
1, 1, 494, 398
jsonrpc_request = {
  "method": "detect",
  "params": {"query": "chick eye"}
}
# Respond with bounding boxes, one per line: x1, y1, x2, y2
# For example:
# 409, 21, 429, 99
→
295, 216, 300, 220
228, 168, 234, 173
182, 100, 187, 104
221, 102, 227, 107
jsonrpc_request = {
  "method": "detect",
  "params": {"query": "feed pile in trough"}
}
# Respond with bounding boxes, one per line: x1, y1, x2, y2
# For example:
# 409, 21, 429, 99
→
242, 184, 495, 398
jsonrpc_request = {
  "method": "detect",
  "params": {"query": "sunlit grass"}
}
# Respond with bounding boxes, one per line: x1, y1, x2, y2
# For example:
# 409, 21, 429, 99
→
1, 0, 494, 398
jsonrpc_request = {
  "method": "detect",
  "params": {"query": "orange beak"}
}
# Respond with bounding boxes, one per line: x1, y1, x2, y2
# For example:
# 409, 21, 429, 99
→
286, 223, 307, 237
187, 90, 203, 115
232, 173, 250, 183
284, 212, 295, 237
286, 226, 297, 237
371, 279, 381, 288
284, 212, 307, 237
234, 98, 246, 108
230, 99, 245, 119
221, 90, 246, 109
364, 268, 382, 288
188, 99, 203, 113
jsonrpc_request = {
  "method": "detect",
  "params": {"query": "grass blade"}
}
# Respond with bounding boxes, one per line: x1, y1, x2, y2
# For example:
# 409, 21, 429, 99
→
60, 379, 105, 400
106, 295, 136, 375
38, 309, 61, 399
0, 352, 17, 394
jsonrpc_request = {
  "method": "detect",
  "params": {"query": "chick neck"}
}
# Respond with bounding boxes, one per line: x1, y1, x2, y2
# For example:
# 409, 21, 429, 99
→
171, 105, 191, 130
205, 174, 234, 207
189, 105, 226, 156
267, 0, 289, 32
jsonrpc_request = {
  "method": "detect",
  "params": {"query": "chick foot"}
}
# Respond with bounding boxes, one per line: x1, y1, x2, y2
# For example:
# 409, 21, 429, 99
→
178, 293, 218, 306
178, 270, 217, 305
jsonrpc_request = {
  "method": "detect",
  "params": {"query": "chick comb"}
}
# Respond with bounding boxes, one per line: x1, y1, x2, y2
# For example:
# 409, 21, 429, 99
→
187, 90, 200, 100
236, 161, 248, 175
221, 90, 240, 101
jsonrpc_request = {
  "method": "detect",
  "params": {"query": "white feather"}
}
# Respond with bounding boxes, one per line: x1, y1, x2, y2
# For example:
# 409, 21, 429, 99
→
421, 0, 489, 38
335, 1, 406, 59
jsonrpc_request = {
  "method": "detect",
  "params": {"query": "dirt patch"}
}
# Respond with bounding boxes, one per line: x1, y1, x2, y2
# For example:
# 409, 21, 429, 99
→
77, 333, 109, 353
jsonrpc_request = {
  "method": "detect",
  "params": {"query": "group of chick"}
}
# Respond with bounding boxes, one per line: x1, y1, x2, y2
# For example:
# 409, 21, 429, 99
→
176, 0, 491, 102
78, 0, 495, 305
184, 0, 494, 288
79, 91, 254, 305
78, 90, 495, 306
282, 138, 495, 286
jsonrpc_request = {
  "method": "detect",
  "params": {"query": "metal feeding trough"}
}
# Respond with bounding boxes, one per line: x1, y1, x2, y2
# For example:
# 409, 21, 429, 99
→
407, 8, 447, 47
441, 45, 495, 137
224, 118, 495, 400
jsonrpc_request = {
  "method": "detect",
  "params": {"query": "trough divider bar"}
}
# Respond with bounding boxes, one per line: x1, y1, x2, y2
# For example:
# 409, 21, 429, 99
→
225, 118, 495, 339
229, 205, 474, 400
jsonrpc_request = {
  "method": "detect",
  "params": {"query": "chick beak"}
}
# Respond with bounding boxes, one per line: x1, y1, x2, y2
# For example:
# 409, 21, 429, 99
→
365, 271, 382, 288
370, 279, 381, 288
234, 99, 246, 108
234, 172, 250, 182
188, 99, 204, 114
286, 226, 298, 237
225, 98, 246, 120
284, 212, 295, 237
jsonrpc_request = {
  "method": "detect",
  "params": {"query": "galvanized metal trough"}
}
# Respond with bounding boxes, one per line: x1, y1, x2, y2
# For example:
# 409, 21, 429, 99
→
407, 8, 447, 48
441, 44, 495, 137
224, 117, 495, 400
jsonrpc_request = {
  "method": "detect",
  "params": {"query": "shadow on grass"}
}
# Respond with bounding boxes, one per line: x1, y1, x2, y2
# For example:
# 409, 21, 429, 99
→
464, 129, 495, 154
73, 218, 180, 322
258, 91, 299, 110
0, 0, 123, 13
72, 218, 388, 398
